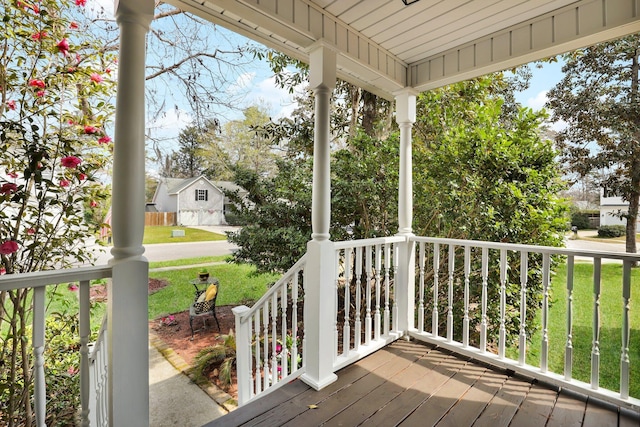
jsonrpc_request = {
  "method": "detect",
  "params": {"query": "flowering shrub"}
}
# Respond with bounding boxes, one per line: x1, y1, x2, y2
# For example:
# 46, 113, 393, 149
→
0, 0, 115, 424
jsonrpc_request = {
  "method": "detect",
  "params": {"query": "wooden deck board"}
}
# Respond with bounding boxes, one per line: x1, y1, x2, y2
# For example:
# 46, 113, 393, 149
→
471, 376, 531, 427
508, 383, 558, 427
435, 369, 507, 427
208, 340, 637, 427
359, 353, 468, 425
546, 391, 587, 427
398, 362, 487, 426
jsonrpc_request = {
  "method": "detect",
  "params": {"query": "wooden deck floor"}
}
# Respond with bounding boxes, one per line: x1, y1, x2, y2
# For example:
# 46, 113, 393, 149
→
205, 340, 640, 427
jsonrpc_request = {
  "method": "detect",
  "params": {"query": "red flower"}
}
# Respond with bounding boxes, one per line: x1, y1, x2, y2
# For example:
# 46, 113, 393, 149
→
7, 171, 18, 179
57, 38, 70, 56
68, 119, 75, 125
0, 267, 5, 275
61, 156, 82, 168
31, 31, 47, 40
105, 68, 112, 74
27, 228, 35, 235
0, 241, 19, 255
0, 183, 17, 194
6, 100, 16, 110
98, 135, 111, 144
29, 79, 45, 89
84, 125, 98, 134
59, 179, 70, 187
70, 22, 78, 29
78, 173, 87, 181
90, 73, 103, 83
75, 0, 86, 6
36, 90, 45, 97
90, 200, 98, 208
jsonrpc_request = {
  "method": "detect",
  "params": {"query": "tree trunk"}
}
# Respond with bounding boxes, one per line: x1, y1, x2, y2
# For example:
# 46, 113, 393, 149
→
361, 90, 377, 137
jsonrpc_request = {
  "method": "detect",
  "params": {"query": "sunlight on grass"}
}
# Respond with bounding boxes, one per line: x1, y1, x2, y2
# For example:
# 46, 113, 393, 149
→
525, 262, 640, 398
148, 263, 279, 320
143, 226, 227, 244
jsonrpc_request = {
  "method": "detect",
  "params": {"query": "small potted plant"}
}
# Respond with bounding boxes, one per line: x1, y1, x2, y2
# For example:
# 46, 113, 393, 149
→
198, 268, 209, 281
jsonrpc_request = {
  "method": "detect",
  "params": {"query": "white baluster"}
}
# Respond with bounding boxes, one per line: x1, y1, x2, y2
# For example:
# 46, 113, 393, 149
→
254, 310, 262, 394
263, 300, 270, 388
433, 244, 440, 337
365, 245, 372, 345
271, 293, 278, 385
343, 248, 351, 355
418, 242, 425, 333
565, 255, 574, 381
591, 258, 601, 389
499, 249, 507, 359
392, 243, 399, 333
374, 244, 382, 341
447, 244, 454, 342
355, 247, 362, 350
334, 252, 340, 362
480, 247, 488, 353
519, 251, 528, 365
32, 286, 46, 427
463, 246, 470, 347
79, 280, 91, 426
281, 281, 289, 379
292, 272, 299, 372
541, 253, 550, 373
384, 244, 391, 336
621, 260, 631, 399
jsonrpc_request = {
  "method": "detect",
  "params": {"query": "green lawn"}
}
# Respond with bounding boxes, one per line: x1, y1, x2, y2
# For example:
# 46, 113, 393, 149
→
143, 226, 227, 244
149, 255, 229, 269
148, 262, 279, 320
525, 262, 640, 398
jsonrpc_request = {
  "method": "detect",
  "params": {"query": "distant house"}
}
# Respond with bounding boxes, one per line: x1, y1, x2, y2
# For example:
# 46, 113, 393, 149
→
599, 188, 640, 228
152, 176, 247, 226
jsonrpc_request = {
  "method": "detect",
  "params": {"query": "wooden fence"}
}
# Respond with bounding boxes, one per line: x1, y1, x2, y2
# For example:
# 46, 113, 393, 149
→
145, 212, 176, 226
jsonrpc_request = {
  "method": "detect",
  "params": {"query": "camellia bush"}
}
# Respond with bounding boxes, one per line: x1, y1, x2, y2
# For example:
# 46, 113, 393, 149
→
0, 0, 114, 425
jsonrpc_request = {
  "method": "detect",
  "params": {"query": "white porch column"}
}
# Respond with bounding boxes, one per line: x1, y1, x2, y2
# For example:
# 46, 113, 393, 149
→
301, 43, 338, 390
109, 1, 153, 425
394, 89, 418, 334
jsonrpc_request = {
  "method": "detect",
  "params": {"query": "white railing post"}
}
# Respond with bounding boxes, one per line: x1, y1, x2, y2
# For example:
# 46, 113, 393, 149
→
394, 89, 417, 335
110, 1, 153, 425
232, 305, 252, 405
301, 239, 338, 389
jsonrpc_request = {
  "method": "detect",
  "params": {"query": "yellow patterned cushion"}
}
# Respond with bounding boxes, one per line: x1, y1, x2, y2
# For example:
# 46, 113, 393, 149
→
205, 284, 217, 301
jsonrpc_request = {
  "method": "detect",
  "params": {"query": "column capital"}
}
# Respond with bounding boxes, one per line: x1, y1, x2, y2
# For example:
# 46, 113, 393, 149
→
394, 88, 419, 124
308, 42, 337, 91
115, 0, 154, 28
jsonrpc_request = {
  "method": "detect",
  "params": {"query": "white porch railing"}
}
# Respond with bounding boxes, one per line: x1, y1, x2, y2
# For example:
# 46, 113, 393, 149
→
332, 237, 405, 370
0, 265, 112, 426
233, 255, 307, 406
88, 315, 109, 427
409, 236, 640, 411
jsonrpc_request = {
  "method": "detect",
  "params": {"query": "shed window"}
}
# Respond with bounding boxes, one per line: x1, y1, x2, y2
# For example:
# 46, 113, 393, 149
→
195, 189, 208, 201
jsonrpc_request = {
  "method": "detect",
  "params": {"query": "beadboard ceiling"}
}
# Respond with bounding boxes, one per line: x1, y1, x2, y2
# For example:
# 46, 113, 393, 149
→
166, 0, 640, 99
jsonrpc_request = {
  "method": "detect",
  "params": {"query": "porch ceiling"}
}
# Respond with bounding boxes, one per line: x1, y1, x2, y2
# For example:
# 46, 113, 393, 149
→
167, 0, 640, 100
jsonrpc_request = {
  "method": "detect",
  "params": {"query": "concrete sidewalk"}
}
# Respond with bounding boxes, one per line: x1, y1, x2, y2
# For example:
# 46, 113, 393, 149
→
149, 337, 233, 427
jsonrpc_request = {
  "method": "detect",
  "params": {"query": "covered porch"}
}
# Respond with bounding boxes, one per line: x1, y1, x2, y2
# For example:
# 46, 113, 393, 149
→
3, 0, 640, 425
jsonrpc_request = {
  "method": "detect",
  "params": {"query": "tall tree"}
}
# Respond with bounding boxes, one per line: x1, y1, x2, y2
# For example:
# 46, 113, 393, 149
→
546, 35, 640, 255
0, 0, 113, 423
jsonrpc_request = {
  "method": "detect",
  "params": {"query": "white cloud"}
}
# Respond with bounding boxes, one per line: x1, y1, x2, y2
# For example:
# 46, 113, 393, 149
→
246, 74, 300, 119
227, 72, 256, 94
526, 90, 548, 111
147, 108, 192, 141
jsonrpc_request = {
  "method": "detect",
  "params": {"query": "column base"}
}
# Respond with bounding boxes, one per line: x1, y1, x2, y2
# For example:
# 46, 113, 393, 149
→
300, 372, 338, 391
